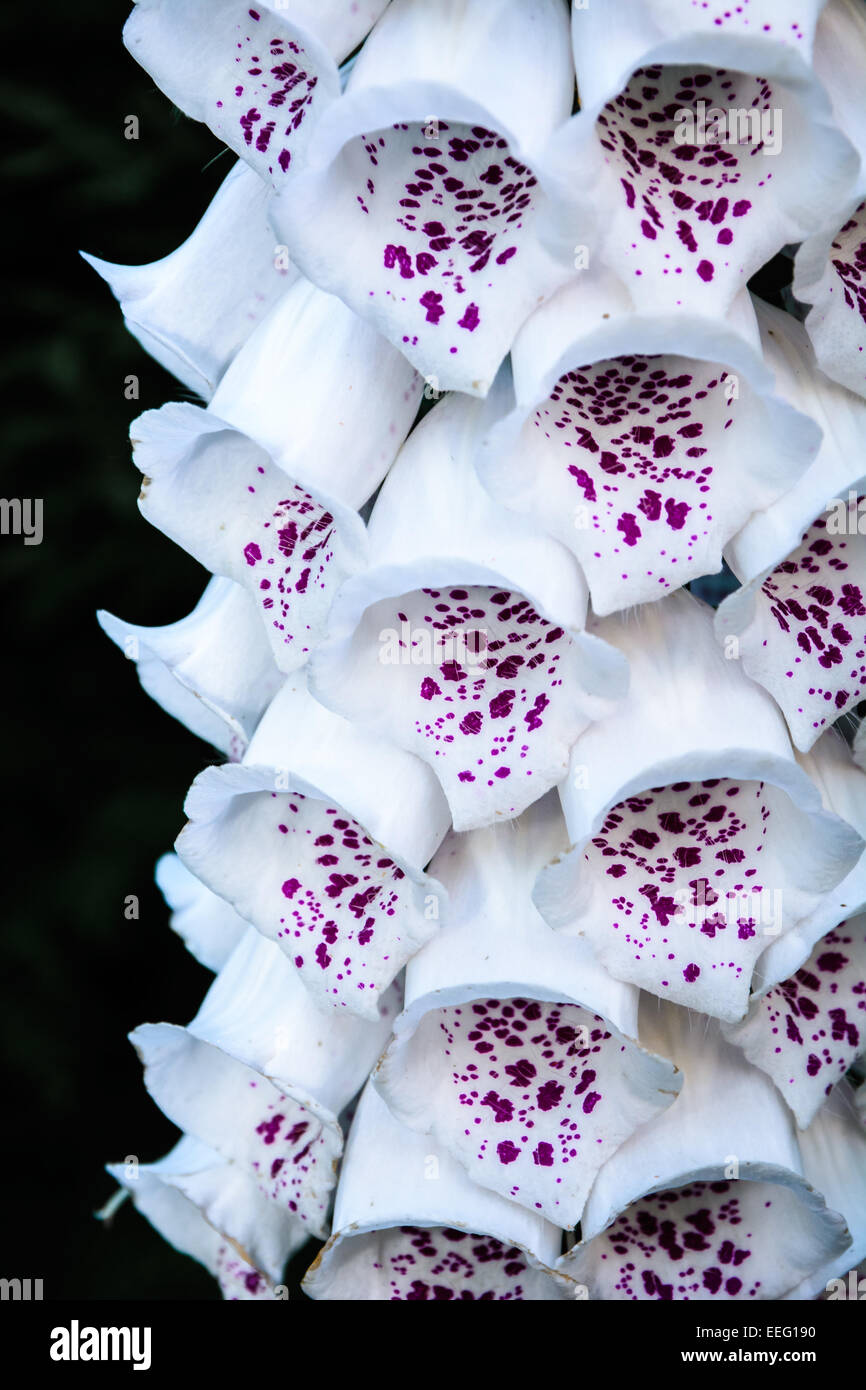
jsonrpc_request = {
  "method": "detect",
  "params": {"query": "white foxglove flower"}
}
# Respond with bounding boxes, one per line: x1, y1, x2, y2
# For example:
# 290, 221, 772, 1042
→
176, 676, 449, 1018
375, 793, 680, 1227
82, 161, 295, 400
273, 0, 577, 394
123, 0, 387, 183
724, 913, 866, 1128
476, 273, 822, 612
304, 1082, 572, 1300
130, 925, 399, 1252
546, 7, 858, 319
310, 387, 627, 830
98, 577, 282, 760
106, 1135, 297, 1298
534, 593, 862, 1021
561, 999, 863, 1301
793, 0, 866, 401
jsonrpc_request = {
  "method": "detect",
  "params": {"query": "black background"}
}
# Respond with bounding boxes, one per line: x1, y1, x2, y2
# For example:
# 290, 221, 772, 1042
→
0, 0, 798, 1303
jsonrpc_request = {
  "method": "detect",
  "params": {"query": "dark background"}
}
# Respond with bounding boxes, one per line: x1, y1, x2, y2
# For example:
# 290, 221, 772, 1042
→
0, 0, 793, 1302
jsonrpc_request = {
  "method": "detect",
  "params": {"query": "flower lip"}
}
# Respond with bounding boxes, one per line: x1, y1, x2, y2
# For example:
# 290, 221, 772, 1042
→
271, 0, 576, 393
559, 999, 853, 1300
123, 0, 343, 185
175, 677, 450, 1019
477, 277, 822, 615
534, 593, 864, 1022
375, 796, 681, 1228
303, 1081, 572, 1301
308, 390, 628, 831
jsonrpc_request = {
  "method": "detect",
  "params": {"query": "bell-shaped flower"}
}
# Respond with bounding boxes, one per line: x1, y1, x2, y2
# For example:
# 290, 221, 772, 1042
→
560, 999, 864, 1300
534, 592, 863, 1022
123, 0, 389, 184
374, 793, 680, 1229
82, 161, 296, 400
304, 1082, 572, 1300
105, 1135, 300, 1299
155, 853, 248, 974
272, 0, 577, 394
476, 272, 821, 614
176, 675, 450, 1018
131, 280, 422, 675
543, 12, 857, 321
98, 577, 283, 760
309, 388, 627, 831
793, 0, 866, 401
754, 728, 866, 991
130, 923, 400, 1252
723, 912, 866, 1129
716, 314, 866, 750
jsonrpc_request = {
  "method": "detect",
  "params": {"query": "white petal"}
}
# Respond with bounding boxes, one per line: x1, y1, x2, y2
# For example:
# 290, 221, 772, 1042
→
570, 0, 827, 117
724, 913, 866, 1128
107, 1134, 303, 1291
560, 1000, 851, 1300
545, 56, 856, 320
176, 676, 450, 1018
790, 1080, 866, 1299
793, 0, 866, 401
132, 402, 368, 675
272, 0, 576, 393
755, 729, 866, 991
310, 389, 627, 831
375, 794, 680, 1228
81, 161, 294, 399
477, 274, 821, 613
155, 852, 248, 972
717, 485, 866, 751
304, 1082, 571, 1300
98, 577, 283, 758
534, 592, 863, 1021
208, 276, 423, 508
129, 926, 399, 1236
123, 0, 345, 184
725, 298, 866, 582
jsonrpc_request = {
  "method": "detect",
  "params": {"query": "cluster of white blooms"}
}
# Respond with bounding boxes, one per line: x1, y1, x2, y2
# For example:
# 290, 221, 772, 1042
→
92, 0, 866, 1300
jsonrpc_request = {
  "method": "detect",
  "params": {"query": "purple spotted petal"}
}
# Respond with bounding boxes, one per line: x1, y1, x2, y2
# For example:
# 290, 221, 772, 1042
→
313, 583, 596, 831
176, 679, 450, 1018
81, 161, 296, 400
547, 58, 856, 319
718, 500, 866, 751
304, 1082, 570, 1300
123, 0, 350, 185
381, 998, 675, 1228
797, 201, 866, 401
569, 1179, 834, 1301
561, 999, 853, 1299
273, 0, 576, 392
132, 402, 368, 675
725, 914, 866, 1128
478, 278, 820, 613
534, 593, 863, 1021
